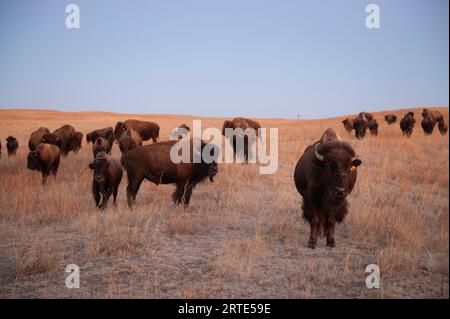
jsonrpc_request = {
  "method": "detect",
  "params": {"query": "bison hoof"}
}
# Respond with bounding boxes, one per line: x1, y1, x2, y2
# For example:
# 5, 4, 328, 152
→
307, 241, 317, 249
326, 241, 336, 248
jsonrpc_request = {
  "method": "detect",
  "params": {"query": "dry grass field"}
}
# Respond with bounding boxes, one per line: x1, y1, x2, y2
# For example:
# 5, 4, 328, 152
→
0, 107, 448, 298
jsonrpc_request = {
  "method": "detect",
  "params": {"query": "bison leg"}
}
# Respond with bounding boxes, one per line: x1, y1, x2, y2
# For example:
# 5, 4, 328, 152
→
172, 181, 185, 205
99, 189, 112, 210
41, 172, 49, 185
126, 176, 143, 208
113, 183, 119, 206
182, 182, 194, 206
92, 181, 101, 208
324, 216, 336, 248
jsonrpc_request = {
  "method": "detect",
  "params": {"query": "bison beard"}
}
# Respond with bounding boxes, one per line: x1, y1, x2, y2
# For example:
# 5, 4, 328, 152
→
294, 129, 361, 249
123, 139, 218, 208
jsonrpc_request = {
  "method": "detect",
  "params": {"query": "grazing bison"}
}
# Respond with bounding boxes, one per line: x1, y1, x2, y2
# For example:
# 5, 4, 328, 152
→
422, 109, 444, 123
42, 124, 77, 156
28, 127, 50, 151
118, 135, 138, 165
421, 113, 436, 135
384, 114, 397, 125
353, 113, 369, 139
438, 120, 448, 135
114, 119, 160, 143
222, 117, 261, 162
123, 139, 218, 207
27, 143, 61, 184
89, 152, 122, 209
170, 124, 190, 140
400, 112, 416, 137
342, 118, 355, 134
293, 128, 361, 249
86, 127, 114, 153
6, 136, 19, 156
92, 137, 110, 158
368, 119, 379, 136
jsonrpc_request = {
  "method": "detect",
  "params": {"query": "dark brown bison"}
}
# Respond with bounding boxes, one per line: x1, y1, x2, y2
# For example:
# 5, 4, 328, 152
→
41, 124, 77, 156
438, 120, 448, 135
28, 127, 50, 151
86, 127, 114, 153
294, 128, 361, 249
384, 114, 397, 124
114, 119, 160, 143
6, 136, 19, 156
342, 118, 355, 134
123, 139, 218, 207
363, 112, 374, 121
368, 119, 379, 136
421, 113, 436, 135
27, 143, 61, 184
89, 152, 123, 209
222, 117, 261, 163
422, 109, 444, 123
69, 131, 83, 153
400, 112, 416, 137
92, 137, 110, 158
118, 135, 138, 165
353, 113, 369, 139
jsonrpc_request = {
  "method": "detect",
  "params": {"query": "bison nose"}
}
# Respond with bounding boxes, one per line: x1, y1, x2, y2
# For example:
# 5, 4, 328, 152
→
95, 175, 105, 183
335, 187, 346, 197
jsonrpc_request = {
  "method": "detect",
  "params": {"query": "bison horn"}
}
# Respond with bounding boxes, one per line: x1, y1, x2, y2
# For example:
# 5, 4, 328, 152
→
314, 143, 324, 161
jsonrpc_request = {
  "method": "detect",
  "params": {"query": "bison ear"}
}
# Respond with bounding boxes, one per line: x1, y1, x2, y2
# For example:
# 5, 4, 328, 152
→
352, 158, 362, 167
89, 163, 95, 169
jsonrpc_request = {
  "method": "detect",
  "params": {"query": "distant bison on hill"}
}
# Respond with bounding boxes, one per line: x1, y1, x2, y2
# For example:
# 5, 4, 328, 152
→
294, 128, 361, 249
41, 125, 82, 156
28, 127, 50, 151
400, 112, 416, 137
222, 117, 261, 163
438, 120, 448, 135
27, 143, 61, 184
6, 136, 19, 156
384, 114, 397, 125
353, 113, 369, 139
123, 139, 218, 207
342, 118, 355, 134
368, 119, 379, 136
421, 113, 436, 135
114, 119, 160, 143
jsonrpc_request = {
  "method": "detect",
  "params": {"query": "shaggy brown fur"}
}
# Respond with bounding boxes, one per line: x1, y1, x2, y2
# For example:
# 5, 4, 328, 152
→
27, 143, 61, 184
114, 119, 160, 143
6, 136, 18, 156
28, 127, 50, 151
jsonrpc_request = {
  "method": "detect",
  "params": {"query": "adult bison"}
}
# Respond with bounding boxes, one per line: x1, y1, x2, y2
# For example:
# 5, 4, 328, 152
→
123, 139, 218, 207
353, 113, 369, 139
222, 117, 261, 162
89, 151, 122, 210
114, 119, 160, 143
400, 112, 416, 137
293, 128, 361, 249
438, 120, 448, 135
384, 114, 397, 125
6, 136, 19, 156
421, 113, 436, 135
368, 119, 379, 136
86, 127, 114, 153
41, 124, 80, 156
28, 127, 50, 151
92, 137, 110, 158
27, 143, 61, 184
342, 118, 355, 134
422, 109, 444, 123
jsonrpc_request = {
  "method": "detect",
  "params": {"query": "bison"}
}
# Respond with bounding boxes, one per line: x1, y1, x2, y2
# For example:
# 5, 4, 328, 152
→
114, 119, 160, 143
368, 119, 379, 136
28, 127, 50, 151
6, 136, 19, 156
41, 124, 78, 156
89, 152, 123, 209
353, 113, 369, 139
222, 117, 261, 163
86, 127, 114, 153
294, 128, 361, 249
421, 113, 436, 135
27, 143, 61, 184
118, 135, 138, 165
438, 120, 448, 135
384, 114, 397, 125
400, 112, 416, 137
69, 131, 83, 153
170, 124, 191, 140
422, 109, 444, 123
123, 139, 218, 207
92, 137, 110, 158
342, 118, 355, 134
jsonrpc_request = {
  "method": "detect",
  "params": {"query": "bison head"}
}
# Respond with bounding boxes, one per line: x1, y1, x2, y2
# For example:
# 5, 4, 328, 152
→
86, 133, 92, 144
354, 118, 368, 139
114, 122, 127, 141
27, 151, 40, 171
41, 133, 61, 147
70, 132, 83, 152
118, 135, 137, 155
315, 141, 361, 204
89, 152, 111, 186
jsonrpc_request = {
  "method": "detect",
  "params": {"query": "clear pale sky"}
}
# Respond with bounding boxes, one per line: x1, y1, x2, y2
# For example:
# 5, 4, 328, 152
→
0, 0, 448, 118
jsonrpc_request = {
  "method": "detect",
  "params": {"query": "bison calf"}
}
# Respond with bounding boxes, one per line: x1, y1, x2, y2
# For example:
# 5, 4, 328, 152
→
123, 139, 218, 208
89, 152, 123, 210
27, 143, 61, 184
294, 128, 361, 249
6, 136, 19, 156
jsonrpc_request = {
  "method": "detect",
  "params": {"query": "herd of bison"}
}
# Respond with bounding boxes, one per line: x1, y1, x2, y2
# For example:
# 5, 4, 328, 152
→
0, 109, 447, 248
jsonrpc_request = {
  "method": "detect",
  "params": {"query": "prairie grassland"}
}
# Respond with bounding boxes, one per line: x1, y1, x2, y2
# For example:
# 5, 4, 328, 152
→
0, 108, 448, 298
